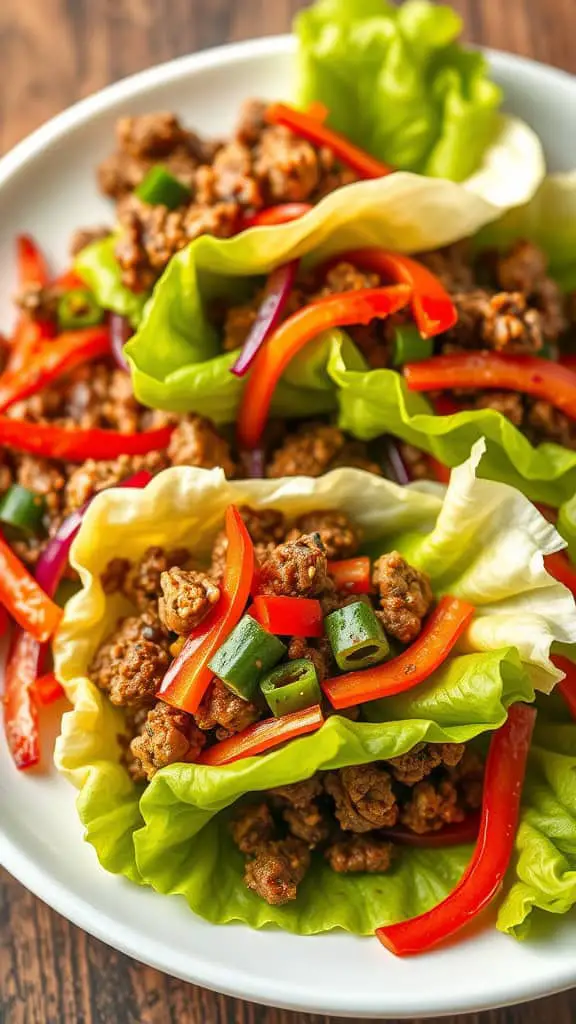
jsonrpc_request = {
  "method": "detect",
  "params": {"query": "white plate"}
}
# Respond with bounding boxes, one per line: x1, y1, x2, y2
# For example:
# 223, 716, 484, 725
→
1, 36, 576, 1020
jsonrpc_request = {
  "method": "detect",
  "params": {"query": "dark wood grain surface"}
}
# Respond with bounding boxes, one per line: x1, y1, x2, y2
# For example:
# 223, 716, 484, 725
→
1, 0, 576, 1021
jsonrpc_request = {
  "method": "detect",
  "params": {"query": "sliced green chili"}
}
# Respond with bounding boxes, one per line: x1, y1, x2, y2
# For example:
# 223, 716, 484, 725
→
135, 166, 191, 209
208, 614, 286, 701
0, 484, 46, 538
392, 324, 433, 367
325, 600, 390, 670
260, 658, 322, 717
57, 288, 104, 330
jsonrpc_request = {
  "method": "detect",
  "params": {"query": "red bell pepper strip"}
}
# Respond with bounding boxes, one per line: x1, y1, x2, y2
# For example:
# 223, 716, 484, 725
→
376, 703, 536, 956
0, 416, 173, 462
160, 505, 255, 713
306, 100, 329, 122
552, 654, 576, 720
0, 325, 111, 412
544, 551, 576, 598
405, 353, 576, 421
237, 284, 411, 449
427, 456, 451, 484
5, 317, 55, 374
53, 269, 86, 291
265, 103, 392, 180
3, 631, 44, 769
381, 812, 481, 848
0, 531, 62, 642
198, 704, 325, 766
250, 595, 324, 638
560, 355, 576, 372
322, 596, 475, 710
432, 394, 462, 416
327, 557, 372, 595
329, 249, 457, 338
17, 234, 50, 288
242, 203, 313, 229
535, 502, 557, 524
31, 672, 66, 706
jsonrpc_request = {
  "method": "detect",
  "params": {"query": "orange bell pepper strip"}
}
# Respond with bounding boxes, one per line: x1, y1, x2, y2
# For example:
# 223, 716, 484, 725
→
0, 325, 110, 412
3, 631, 45, 769
0, 416, 174, 462
265, 103, 392, 179
552, 654, 576, 720
31, 672, 66, 706
7, 236, 54, 373
0, 532, 62, 643
198, 704, 325, 766
160, 505, 255, 713
328, 249, 457, 338
242, 203, 313, 229
237, 284, 411, 449
322, 596, 475, 710
376, 703, 536, 956
17, 234, 50, 288
405, 353, 576, 421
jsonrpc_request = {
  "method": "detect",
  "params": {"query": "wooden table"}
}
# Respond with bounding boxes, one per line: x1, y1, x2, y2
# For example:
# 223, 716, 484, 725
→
1, 0, 575, 1020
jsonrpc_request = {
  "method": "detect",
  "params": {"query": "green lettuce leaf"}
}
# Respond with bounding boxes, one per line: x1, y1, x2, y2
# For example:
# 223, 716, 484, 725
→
74, 236, 149, 327
498, 714, 576, 938
295, 0, 512, 182
329, 338, 576, 507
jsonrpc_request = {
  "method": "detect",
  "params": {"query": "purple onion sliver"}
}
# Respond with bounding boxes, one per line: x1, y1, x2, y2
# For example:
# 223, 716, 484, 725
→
231, 260, 299, 377
110, 313, 132, 373
382, 436, 411, 486
244, 449, 266, 479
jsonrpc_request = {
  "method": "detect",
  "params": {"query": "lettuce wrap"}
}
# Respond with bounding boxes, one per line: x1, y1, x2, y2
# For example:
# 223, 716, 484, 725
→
53, 443, 576, 933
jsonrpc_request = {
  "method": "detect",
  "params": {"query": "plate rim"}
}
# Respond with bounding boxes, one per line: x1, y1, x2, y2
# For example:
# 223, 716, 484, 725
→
2, 32, 576, 1018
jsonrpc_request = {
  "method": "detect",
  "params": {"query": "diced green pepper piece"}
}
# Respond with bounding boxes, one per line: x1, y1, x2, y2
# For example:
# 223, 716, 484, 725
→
208, 614, 286, 701
325, 600, 390, 670
260, 659, 322, 717
0, 484, 46, 538
57, 288, 104, 330
135, 165, 191, 209
392, 324, 433, 366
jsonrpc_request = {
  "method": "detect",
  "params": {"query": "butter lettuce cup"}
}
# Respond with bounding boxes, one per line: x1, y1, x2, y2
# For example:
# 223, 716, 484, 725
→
53, 441, 576, 951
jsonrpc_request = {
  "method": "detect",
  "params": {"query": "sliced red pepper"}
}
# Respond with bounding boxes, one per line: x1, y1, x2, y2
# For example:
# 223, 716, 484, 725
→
534, 502, 557, 524
381, 812, 481, 848
31, 672, 66, 706
376, 703, 536, 956
560, 355, 576, 372
242, 203, 313, 229
328, 249, 457, 338
322, 596, 475, 710
160, 505, 255, 713
0, 531, 62, 642
0, 605, 8, 636
0, 416, 173, 462
427, 456, 451, 484
552, 654, 576, 720
237, 284, 411, 449
53, 269, 86, 291
544, 551, 576, 598
405, 353, 576, 421
3, 631, 44, 769
17, 234, 50, 288
432, 394, 462, 416
265, 103, 392, 180
250, 595, 324, 638
306, 100, 329, 122
327, 556, 372, 595
198, 704, 325, 766
0, 325, 110, 412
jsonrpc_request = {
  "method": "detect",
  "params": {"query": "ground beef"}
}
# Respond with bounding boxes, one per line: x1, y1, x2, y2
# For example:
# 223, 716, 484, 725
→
98, 112, 206, 199
397, 442, 432, 481
270, 776, 330, 847
386, 743, 465, 786
69, 225, 111, 257
121, 546, 190, 612
400, 778, 466, 834
210, 506, 286, 578
89, 612, 171, 708
418, 242, 476, 293
474, 390, 525, 426
287, 636, 334, 683
325, 835, 394, 874
442, 290, 543, 355
372, 551, 433, 645
257, 533, 328, 598
328, 440, 382, 475
166, 414, 236, 476
63, 452, 168, 516
129, 701, 206, 780
253, 124, 322, 203
527, 400, 576, 448
285, 511, 360, 560
324, 765, 398, 832
270, 777, 323, 806
15, 283, 61, 323
266, 424, 347, 478
494, 240, 566, 341
244, 837, 310, 905
101, 557, 131, 595
158, 568, 220, 634
315, 262, 381, 297
231, 802, 276, 854
194, 679, 261, 737
449, 747, 485, 810
16, 456, 66, 518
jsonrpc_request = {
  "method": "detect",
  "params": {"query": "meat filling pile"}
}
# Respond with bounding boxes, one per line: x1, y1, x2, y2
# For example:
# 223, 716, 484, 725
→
89, 505, 483, 904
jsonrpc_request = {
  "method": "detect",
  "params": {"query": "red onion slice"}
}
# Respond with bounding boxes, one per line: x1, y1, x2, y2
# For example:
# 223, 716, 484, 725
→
231, 260, 299, 377
110, 313, 132, 373
382, 436, 411, 486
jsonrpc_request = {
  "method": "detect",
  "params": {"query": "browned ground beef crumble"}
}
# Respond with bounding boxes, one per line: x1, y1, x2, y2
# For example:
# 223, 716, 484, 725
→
87, 509, 482, 905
